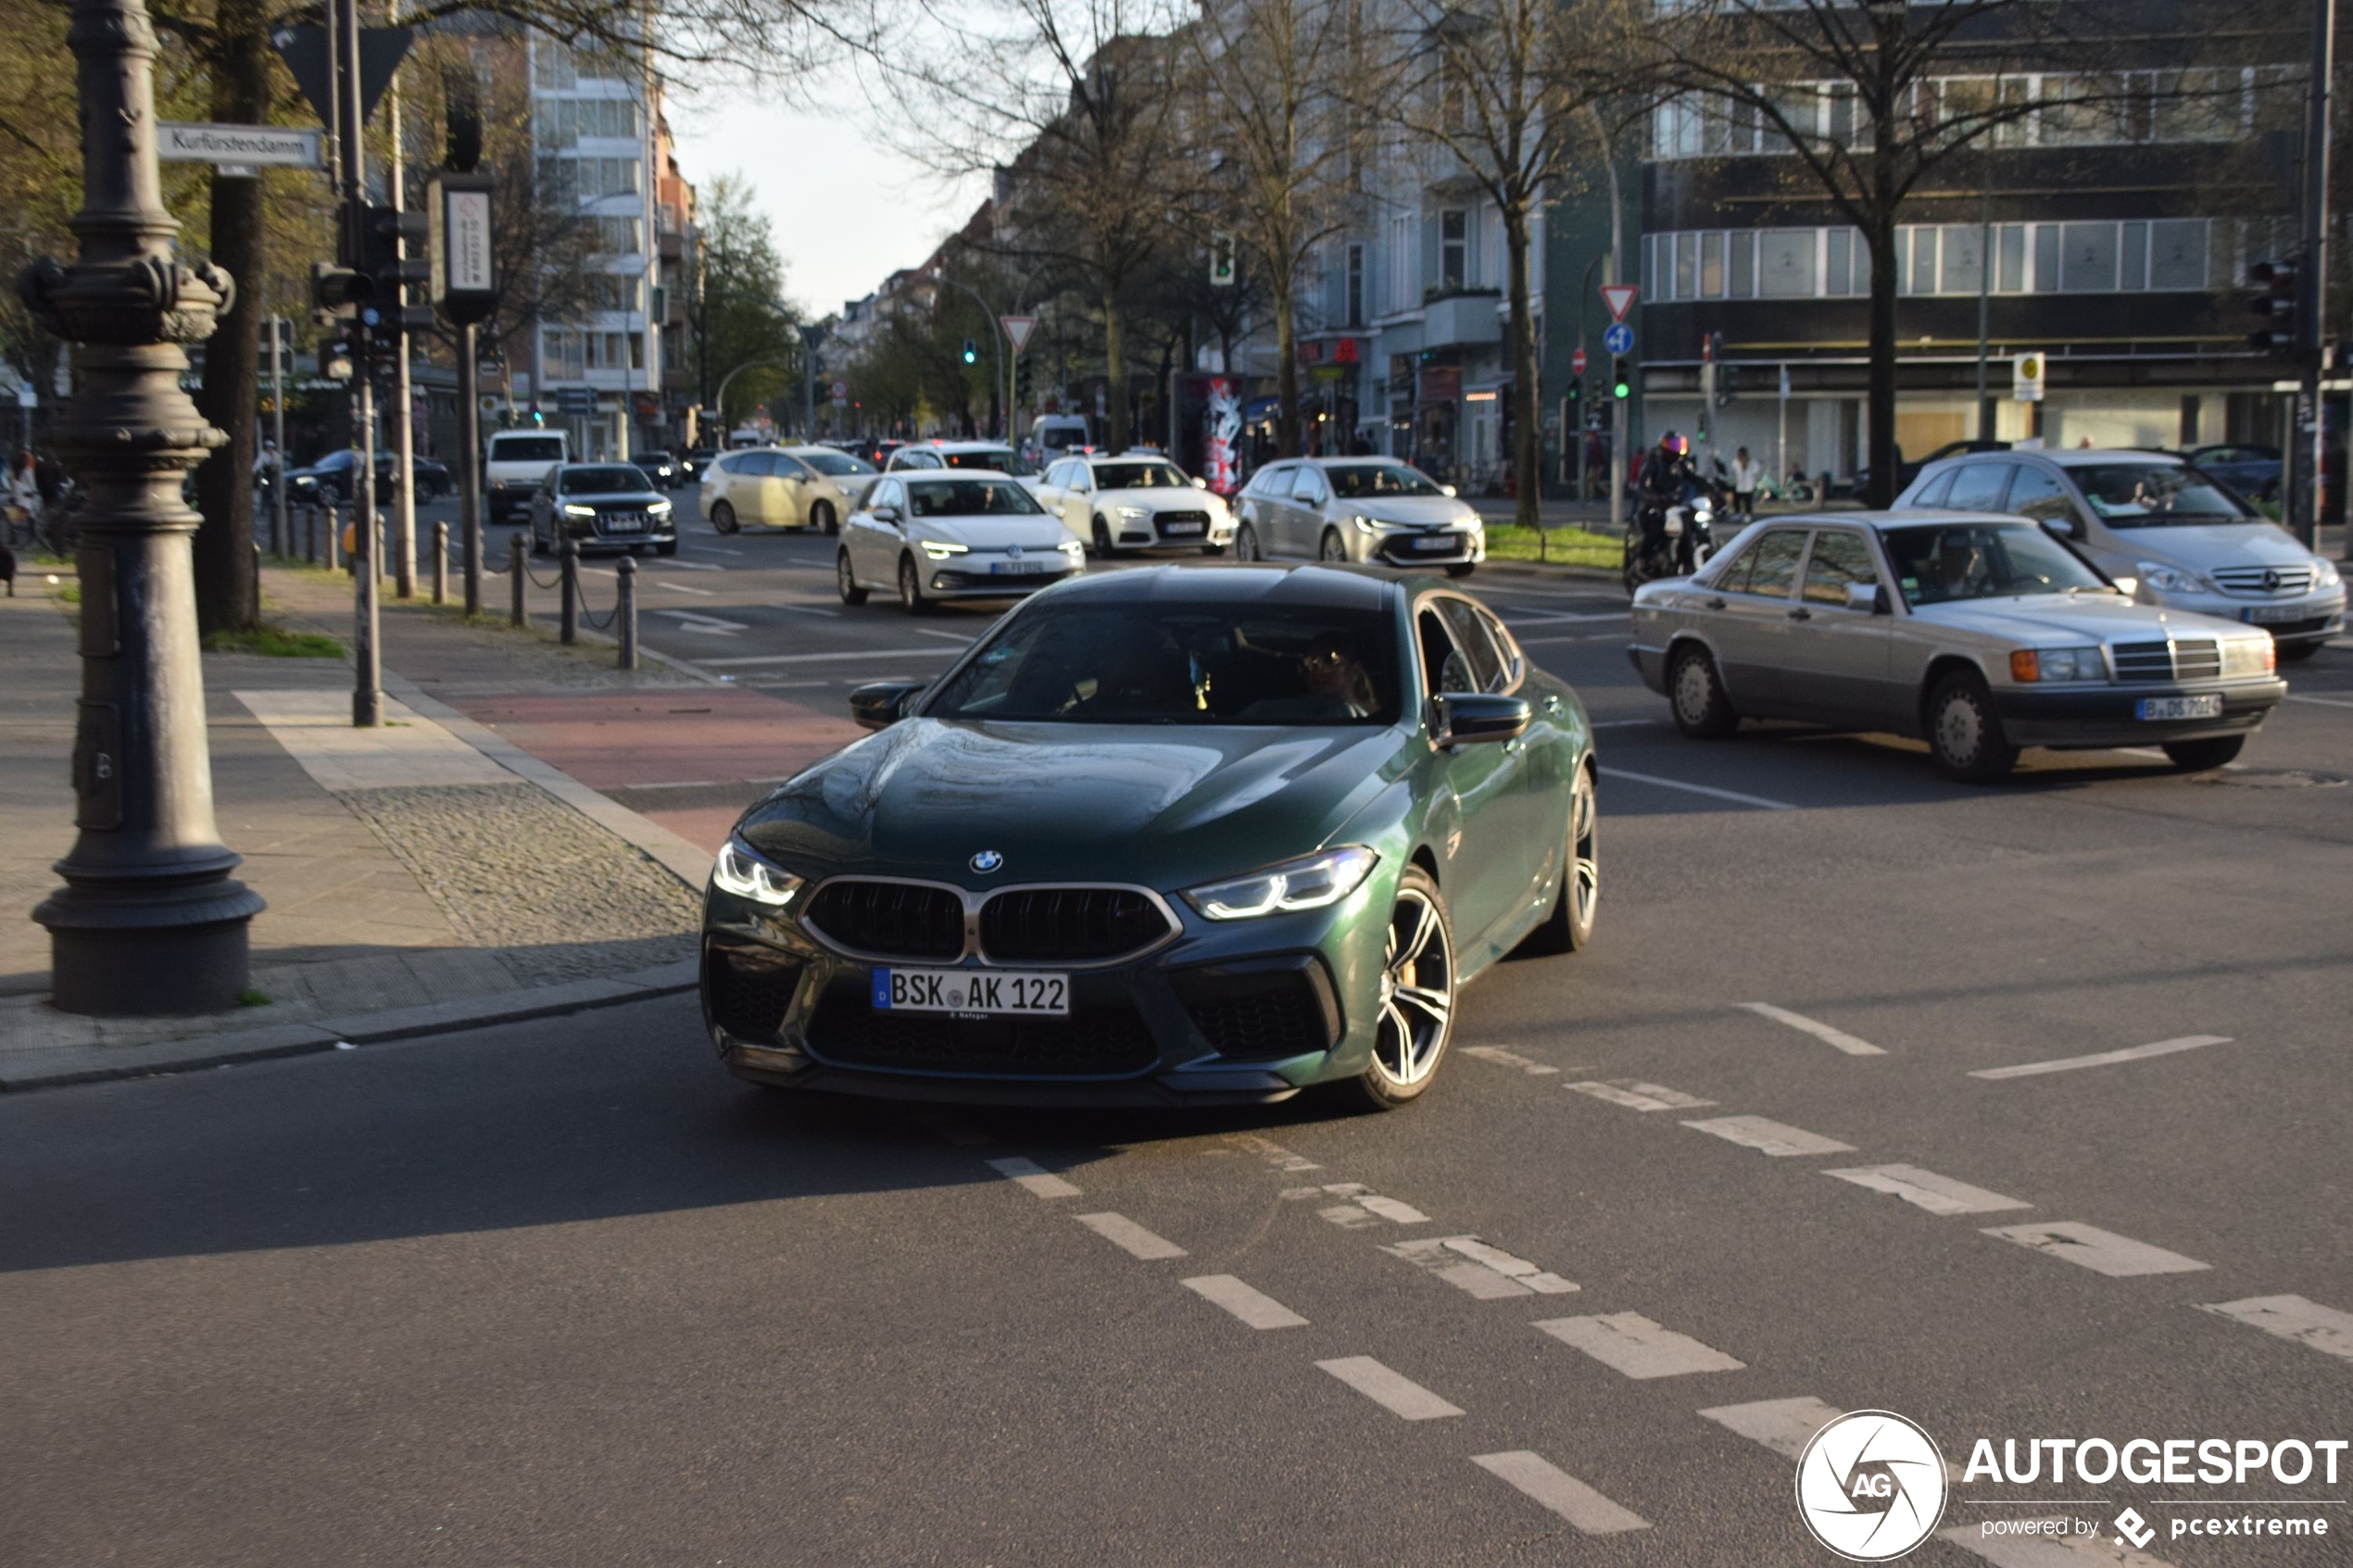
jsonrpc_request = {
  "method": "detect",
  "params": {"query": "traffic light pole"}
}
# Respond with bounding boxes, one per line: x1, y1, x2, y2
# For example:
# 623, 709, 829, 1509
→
386, 70, 415, 599
459, 322, 482, 614
2302, 0, 2336, 552
936, 275, 1003, 440
336, 0, 381, 726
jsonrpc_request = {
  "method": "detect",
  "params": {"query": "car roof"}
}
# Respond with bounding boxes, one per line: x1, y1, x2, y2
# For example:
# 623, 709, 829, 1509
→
1937, 447, 2182, 469
890, 468, 1018, 483
1739, 509, 2047, 534
1043, 562, 1397, 610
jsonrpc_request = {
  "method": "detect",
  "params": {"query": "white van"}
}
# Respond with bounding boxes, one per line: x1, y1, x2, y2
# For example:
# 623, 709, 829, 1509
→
484, 430, 569, 521
1030, 415, 1091, 460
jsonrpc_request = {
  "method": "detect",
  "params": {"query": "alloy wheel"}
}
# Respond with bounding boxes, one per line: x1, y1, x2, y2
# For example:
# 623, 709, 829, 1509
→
1568, 766, 1599, 937
1318, 529, 1348, 562
711, 500, 738, 534
1372, 885, 1453, 1088
1236, 523, 1260, 560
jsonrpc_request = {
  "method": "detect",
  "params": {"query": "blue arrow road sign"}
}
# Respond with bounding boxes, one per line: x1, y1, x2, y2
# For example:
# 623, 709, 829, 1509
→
1604, 322, 1635, 357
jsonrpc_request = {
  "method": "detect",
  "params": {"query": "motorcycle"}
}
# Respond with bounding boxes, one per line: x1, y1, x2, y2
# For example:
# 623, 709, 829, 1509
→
1621, 483, 1722, 594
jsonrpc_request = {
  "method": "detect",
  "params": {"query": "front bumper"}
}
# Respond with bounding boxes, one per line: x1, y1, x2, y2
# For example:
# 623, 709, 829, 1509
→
1365, 527, 1484, 568
922, 555, 1083, 596
1992, 677, 2287, 747
2145, 588, 2345, 646
561, 512, 677, 551
1112, 509, 1236, 550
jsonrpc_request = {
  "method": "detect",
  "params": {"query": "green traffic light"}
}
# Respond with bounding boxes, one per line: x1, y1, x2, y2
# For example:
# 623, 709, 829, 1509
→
1613, 380, 1630, 399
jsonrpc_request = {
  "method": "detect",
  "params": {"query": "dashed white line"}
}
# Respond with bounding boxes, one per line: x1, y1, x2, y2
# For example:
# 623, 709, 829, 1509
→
1384, 1236, 1579, 1298
1823, 1164, 2032, 1216
1701, 1396, 1846, 1460
2286, 692, 2353, 709
1182, 1274, 1308, 1329
2199, 1294, 2353, 1361
1316, 1356, 1464, 1420
768, 602, 839, 617
1287, 1182, 1429, 1227
1681, 1115, 1856, 1157
1982, 1222, 2210, 1277
1969, 1035, 2233, 1081
915, 628, 975, 643
1471, 1451, 1650, 1535
1568, 1079, 1717, 1112
1534, 1312, 1746, 1378
1597, 767, 1798, 811
986, 1156, 1080, 1199
1737, 1002, 1887, 1057
1074, 1211, 1187, 1260
654, 580, 716, 596
702, 648, 955, 667
651, 558, 724, 571
1463, 1045, 1565, 1075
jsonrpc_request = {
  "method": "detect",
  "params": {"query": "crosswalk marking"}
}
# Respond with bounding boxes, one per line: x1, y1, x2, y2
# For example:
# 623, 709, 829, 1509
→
1181, 1274, 1308, 1330
1681, 1115, 1856, 1157
1936, 1524, 2178, 1567
1535, 1312, 1746, 1378
1568, 1079, 1717, 1112
1737, 1002, 1887, 1057
1969, 1035, 2233, 1081
1472, 1452, 1650, 1535
985, 1156, 1080, 1199
1316, 1357, 1464, 1420
1226, 1133, 1320, 1173
1074, 1211, 1188, 1261
1823, 1164, 2032, 1216
1384, 1236, 1579, 1298
1700, 1396, 1845, 1461
2199, 1294, 2353, 1361
1284, 1182, 1429, 1227
1463, 1045, 1565, 1075
1982, 1222, 2209, 1277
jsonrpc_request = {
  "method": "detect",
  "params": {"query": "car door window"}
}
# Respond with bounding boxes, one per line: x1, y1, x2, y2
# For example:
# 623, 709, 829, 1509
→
1734, 529, 1808, 598
1434, 598, 1506, 691
1290, 469, 1328, 506
1469, 604, 1523, 689
1911, 469, 1957, 508
774, 456, 814, 481
1799, 531, 1881, 607
1944, 462, 2015, 512
871, 480, 903, 515
2004, 465, 2071, 522
1416, 608, 1478, 696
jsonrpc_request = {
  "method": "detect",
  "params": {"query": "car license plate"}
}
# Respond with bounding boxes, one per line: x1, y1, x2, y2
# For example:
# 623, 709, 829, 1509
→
989, 558, 1051, 575
871, 968, 1068, 1016
1413, 533, 1457, 552
2245, 604, 2308, 624
605, 513, 644, 532
1162, 519, 1203, 535
2136, 695, 2224, 721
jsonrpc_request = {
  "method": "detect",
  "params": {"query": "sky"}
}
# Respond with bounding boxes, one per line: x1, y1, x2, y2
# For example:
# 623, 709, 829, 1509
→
667, 89, 988, 321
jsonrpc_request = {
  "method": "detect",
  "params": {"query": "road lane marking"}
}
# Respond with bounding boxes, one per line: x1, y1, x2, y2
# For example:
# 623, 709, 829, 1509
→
655, 580, 716, 596
1588, 718, 1665, 728
651, 558, 724, 571
1681, 1115, 1856, 1157
1535, 1312, 1745, 1378
2199, 1295, 2353, 1361
1316, 1357, 1464, 1420
986, 1156, 1080, 1198
768, 602, 839, 617
1597, 766, 1798, 810
1516, 633, 1625, 646
1823, 1164, 2032, 1215
1074, 1211, 1187, 1259
686, 545, 743, 556
652, 609, 749, 632
1936, 1524, 2178, 1567
1182, 1274, 1308, 1329
1286, 1182, 1430, 1226
1701, 1396, 1846, 1461
1568, 1079, 1717, 1112
1471, 1452, 1650, 1534
1385, 1236, 1579, 1298
702, 648, 956, 666
1969, 1035, 2233, 1080
916, 629, 975, 643
1226, 1133, 1320, 1173
1982, 1222, 2209, 1276
1501, 608, 1629, 625
2286, 692, 2353, 709
1738, 1002, 1887, 1057
1463, 1045, 1565, 1075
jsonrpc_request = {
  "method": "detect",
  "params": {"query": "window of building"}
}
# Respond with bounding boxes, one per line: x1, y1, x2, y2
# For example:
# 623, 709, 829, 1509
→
1700, 232, 1725, 297
594, 216, 643, 255
1346, 244, 1365, 326
2148, 220, 2209, 290
1672, 232, 1696, 298
1757, 230, 1816, 298
1729, 231, 1755, 298
1388, 214, 1414, 313
1997, 224, 2028, 292
1441, 210, 1467, 292
2032, 225, 2060, 292
1942, 225, 1984, 294
2060, 222, 2118, 292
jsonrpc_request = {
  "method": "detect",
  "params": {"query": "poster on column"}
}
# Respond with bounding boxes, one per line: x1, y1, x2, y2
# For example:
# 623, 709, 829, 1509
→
1202, 378, 1239, 495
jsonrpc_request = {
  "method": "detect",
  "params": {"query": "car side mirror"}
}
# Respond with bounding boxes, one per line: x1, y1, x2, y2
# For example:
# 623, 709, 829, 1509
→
1440, 483, 1459, 498
1191, 475, 1208, 489
870, 504, 899, 524
1433, 692, 1530, 746
1845, 582, 1885, 614
2038, 514, 2083, 541
849, 681, 927, 731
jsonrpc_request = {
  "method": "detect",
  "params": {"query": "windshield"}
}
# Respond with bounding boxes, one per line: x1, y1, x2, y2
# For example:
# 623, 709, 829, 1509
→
560, 466, 652, 495
492, 437, 565, 463
1882, 522, 2111, 607
942, 447, 1036, 477
1327, 463, 1446, 500
2071, 463, 2256, 527
906, 479, 1043, 517
927, 601, 1401, 725
1091, 460, 1191, 490
798, 450, 875, 476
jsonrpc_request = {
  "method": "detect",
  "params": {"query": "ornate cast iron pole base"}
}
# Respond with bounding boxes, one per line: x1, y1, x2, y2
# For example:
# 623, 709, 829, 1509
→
20, 0, 263, 1014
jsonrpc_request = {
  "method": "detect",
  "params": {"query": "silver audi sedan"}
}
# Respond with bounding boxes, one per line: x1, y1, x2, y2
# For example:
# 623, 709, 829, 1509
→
1628, 511, 2288, 782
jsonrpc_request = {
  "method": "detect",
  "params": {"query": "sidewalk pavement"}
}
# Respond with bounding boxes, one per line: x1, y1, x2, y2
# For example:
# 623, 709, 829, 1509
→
1, 559, 851, 1093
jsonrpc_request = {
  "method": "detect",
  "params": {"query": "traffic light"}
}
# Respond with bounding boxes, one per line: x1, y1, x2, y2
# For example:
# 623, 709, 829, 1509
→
1612, 358, 1631, 399
1209, 232, 1237, 287
359, 203, 434, 345
318, 333, 354, 382
1016, 356, 1033, 405
962, 338, 977, 366
2248, 259, 2301, 358
310, 259, 371, 324
1566, 374, 1582, 412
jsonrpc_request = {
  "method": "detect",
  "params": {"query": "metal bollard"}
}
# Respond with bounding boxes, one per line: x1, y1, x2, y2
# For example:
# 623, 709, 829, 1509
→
432, 521, 447, 606
304, 503, 317, 565
559, 533, 578, 645
323, 504, 339, 571
615, 555, 637, 671
509, 532, 526, 628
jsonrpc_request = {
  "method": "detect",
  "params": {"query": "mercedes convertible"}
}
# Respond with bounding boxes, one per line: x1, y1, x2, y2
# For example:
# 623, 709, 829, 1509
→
700, 565, 1599, 1108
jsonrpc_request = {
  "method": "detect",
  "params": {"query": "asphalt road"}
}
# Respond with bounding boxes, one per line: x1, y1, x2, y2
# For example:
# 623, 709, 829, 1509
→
6, 495, 2351, 1566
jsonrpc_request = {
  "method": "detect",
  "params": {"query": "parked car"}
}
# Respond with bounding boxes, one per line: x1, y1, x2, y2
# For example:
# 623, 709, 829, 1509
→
526, 462, 675, 557
2184, 443, 2283, 502
837, 470, 1083, 612
1895, 447, 2345, 660
1232, 457, 1485, 577
700, 445, 877, 535
1035, 451, 1234, 556
1629, 511, 2287, 781
484, 431, 570, 522
285, 448, 454, 505
701, 565, 1598, 1108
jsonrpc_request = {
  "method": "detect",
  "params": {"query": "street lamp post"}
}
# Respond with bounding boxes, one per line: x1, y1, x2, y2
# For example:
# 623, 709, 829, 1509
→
19, 0, 263, 1013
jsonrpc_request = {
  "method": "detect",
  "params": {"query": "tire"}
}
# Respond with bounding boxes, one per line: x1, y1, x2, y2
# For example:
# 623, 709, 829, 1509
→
655, 539, 677, 557
2162, 734, 2246, 771
711, 500, 739, 534
1668, 645, 1738, 739
530, 520, 549, 558
1445, 562, 1477, 579
1235, 522, 1262, 561
2276, 639, 2322, 663
898, 553, 936, 615
1925, 671, 2020, 783
1318, 528, 1348, 562
837, 548, 868, 605
1345, 866, 1456, 1111
1202, 544, 1227, 557
1516, 763, 1599, 957
812, 500, 837, 536
1091, 515, 1114, 557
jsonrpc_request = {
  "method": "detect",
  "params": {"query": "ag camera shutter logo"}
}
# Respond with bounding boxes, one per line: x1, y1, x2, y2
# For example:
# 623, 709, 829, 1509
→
1796, 1410, 1948, 1561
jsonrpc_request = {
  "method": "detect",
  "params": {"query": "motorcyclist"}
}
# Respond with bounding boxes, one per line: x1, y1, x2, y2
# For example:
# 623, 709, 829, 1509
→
1637, 433, 1705, 571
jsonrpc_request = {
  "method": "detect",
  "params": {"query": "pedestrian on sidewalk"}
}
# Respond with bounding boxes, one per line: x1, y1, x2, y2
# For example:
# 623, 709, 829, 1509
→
1730, 447, 1762, 521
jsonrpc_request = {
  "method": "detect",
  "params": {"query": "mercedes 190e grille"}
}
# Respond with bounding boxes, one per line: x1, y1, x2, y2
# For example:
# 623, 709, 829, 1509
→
979, 888, 1173, 963
805, 880, 963, 960
2112, 638, 2220, 683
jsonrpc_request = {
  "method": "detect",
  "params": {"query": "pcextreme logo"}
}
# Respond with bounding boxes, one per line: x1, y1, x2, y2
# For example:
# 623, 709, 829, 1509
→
1795, 1411, 1949, 1562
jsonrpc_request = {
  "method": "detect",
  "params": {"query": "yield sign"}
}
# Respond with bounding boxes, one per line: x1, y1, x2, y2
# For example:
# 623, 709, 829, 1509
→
1000, 315, 1038, 354
1601, 283, 1639, 323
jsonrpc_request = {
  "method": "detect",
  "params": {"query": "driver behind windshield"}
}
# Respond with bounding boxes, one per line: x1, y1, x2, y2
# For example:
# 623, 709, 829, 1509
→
1238, 640, 1378, 722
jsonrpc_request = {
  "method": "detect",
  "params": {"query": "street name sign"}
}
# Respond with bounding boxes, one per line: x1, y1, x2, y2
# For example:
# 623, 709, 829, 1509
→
157, 122, 322, 169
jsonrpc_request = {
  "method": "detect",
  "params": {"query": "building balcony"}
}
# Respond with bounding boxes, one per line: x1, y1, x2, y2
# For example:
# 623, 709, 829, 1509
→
1420, 290, 1502, 351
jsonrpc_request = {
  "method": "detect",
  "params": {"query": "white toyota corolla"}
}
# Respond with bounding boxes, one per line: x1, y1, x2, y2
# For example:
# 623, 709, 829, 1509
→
837, 471, 1086, 613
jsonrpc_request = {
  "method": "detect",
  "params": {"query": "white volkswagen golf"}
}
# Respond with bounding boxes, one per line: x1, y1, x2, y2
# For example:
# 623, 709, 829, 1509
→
837, 472, 1086, 614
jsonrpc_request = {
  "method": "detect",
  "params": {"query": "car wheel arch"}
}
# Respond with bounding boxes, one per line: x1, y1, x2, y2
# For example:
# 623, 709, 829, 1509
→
1918, 652, 1993, 734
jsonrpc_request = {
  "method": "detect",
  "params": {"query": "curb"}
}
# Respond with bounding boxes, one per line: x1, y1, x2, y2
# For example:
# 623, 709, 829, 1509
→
0, 958, 699, 1094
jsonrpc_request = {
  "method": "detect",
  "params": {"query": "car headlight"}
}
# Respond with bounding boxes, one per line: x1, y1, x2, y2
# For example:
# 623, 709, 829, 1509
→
1353, 513, 1380, 533
1117, 505, 1151, 521
2221, 637, 2278, 677
648, 499, 672, 517
711, 837, 802, 907
2010, 646, 2106, 684
2315, 558, 2342, 589
1184, 846, 1379, 921
1060, 539, 1085, 558
562, 504, 597, 520
2135, 561, 2209, 595
918, 539, 969, 559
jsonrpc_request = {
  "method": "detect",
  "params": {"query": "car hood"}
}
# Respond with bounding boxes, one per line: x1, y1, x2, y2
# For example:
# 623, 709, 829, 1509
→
1351, 496, 1479, 528
2096, 521, 2313, 570
736, 719, 1413, 890
1099, 486, 1227, 512
908, 514, 1073, 549
1909, 593, 2256, 643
